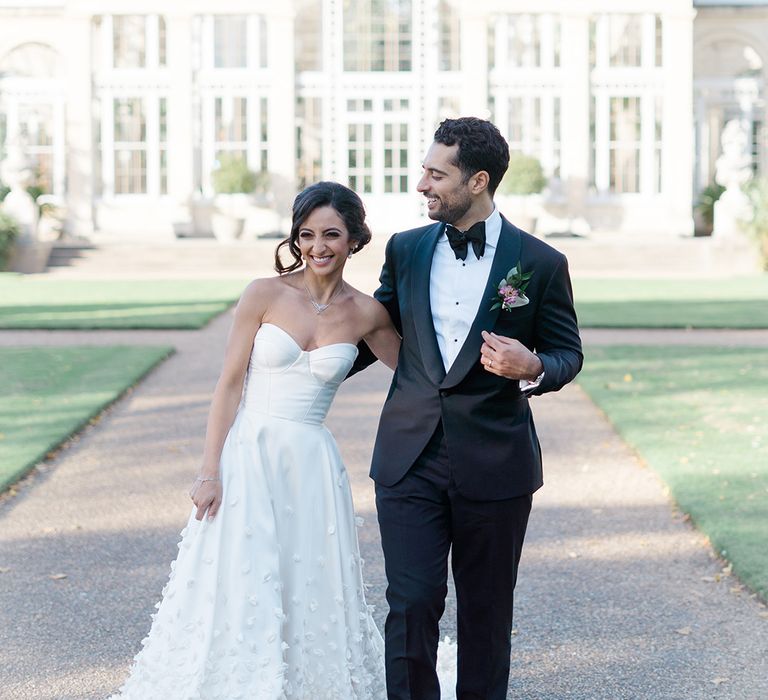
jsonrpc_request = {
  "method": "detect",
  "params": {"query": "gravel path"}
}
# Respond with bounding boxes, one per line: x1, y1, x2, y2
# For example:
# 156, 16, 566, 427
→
1, 317, 767, 699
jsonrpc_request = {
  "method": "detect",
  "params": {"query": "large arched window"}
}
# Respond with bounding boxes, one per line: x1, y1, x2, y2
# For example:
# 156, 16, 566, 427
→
0, 43, 65, 196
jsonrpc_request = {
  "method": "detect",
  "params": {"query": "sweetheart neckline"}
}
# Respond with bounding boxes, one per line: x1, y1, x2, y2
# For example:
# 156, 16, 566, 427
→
259, 323, 358, 354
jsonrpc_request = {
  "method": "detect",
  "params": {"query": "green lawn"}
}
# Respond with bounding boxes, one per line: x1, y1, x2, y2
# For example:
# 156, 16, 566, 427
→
574, 276, 768, 328
0, 346, 173, 490
578, 345, 768, 599
0, 275, 247, 329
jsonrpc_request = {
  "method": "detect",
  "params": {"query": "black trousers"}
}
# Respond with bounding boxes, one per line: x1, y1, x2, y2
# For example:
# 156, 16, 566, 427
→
375, 423, 532, 700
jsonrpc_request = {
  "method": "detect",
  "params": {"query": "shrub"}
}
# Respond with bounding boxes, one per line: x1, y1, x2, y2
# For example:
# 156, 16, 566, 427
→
694, 182, 726, 228
743, 177, 768, 269
211, 154, 267, 195
0, 211, 20, 270
500, 153, 547, 195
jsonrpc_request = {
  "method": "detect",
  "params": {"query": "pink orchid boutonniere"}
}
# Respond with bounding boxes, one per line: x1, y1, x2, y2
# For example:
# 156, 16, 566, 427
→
489, 264, 533, 312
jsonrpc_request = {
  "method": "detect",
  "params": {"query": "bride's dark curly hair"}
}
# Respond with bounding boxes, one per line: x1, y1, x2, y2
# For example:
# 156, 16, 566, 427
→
274, 182, 372, 274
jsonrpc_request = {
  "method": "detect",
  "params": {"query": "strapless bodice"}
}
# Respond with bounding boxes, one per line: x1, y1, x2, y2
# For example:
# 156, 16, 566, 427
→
240, 323, 358, 425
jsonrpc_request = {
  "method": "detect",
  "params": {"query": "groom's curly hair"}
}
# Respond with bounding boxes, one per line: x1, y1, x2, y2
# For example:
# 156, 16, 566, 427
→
433, 117, 510, 196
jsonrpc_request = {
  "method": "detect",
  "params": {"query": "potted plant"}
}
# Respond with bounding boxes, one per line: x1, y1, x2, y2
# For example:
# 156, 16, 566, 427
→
210, 154, 267, 241
694, 182, 726, 236
499, 153, 547, 234
0, 210, 19, 270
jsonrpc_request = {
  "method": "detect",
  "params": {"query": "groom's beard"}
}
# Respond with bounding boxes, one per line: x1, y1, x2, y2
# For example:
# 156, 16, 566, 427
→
427, 189, 472, 225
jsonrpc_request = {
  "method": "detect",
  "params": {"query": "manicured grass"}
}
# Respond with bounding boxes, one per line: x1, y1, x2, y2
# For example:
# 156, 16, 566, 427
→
0, 275, 247, 329
0, 346, 173, 490
573, 276, 768, 328
578, 345, 768, 599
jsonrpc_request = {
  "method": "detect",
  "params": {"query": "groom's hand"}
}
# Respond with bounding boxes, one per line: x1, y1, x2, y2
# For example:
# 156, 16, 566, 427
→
480, 331, 543, 381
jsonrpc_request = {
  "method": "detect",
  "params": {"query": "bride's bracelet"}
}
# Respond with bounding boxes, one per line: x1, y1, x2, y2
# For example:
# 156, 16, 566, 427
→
195, 476, 220, 483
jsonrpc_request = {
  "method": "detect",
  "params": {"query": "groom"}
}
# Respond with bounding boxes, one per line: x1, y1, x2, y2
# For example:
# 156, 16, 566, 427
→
354, 117, 582, 699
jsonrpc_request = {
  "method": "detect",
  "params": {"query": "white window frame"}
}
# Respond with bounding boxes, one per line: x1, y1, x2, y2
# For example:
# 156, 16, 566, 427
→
100, 91, 167, 199
339, 95, 417, 197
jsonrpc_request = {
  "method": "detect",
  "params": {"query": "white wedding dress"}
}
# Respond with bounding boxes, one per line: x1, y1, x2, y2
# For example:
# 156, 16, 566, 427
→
111, 322, 456, 700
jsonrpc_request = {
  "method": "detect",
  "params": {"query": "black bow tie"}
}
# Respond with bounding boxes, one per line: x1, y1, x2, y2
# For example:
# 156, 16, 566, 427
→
445, 221, 486, 261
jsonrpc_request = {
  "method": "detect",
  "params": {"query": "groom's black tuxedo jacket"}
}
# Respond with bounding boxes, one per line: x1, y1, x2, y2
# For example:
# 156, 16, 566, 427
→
352, 216, 583, 501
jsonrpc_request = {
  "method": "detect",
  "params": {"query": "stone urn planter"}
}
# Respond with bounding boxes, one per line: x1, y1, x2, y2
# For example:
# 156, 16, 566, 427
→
7, 237, 53, 273
210, 155, 267, 242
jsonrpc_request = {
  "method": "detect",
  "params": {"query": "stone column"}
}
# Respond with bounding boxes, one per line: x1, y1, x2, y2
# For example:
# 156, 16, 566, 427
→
63, 9, 95, 236
560, 10, 591, 229
266, 7, 296, 188
166, 11, 196, 228
459, 7, 489, 118
662, 7, 696, 236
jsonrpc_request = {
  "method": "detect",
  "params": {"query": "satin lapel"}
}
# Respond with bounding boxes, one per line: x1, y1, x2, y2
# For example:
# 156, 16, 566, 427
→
410, 223, 446, 385
441, 219, 522, 390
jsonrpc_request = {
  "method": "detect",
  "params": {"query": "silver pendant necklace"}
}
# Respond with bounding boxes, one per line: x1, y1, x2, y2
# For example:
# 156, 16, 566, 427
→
303, 279, 345, 314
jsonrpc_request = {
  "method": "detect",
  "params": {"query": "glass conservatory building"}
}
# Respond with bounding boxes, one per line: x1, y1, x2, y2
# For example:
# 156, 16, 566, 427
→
0, 0, 766, 237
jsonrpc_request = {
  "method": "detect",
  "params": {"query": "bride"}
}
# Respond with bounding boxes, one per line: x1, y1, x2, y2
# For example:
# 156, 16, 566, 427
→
109, 182, 455, 699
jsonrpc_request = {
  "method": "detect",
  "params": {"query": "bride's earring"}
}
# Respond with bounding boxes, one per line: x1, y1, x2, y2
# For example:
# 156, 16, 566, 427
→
348, 247, 356, 259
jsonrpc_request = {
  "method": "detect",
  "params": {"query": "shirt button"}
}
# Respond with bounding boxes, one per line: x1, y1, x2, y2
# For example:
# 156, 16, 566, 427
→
454, 339, 458, 342
455, 302, 459, 305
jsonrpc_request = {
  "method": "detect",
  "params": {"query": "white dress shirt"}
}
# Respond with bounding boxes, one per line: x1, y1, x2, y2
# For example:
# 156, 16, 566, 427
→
429, 207, 542, 389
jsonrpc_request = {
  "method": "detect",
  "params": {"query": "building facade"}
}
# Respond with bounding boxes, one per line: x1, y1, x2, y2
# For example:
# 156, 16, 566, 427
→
0, 0, 766, 238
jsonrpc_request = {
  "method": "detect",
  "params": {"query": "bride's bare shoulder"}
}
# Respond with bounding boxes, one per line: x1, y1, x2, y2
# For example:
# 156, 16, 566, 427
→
236, 274, 297, 314
346, 285, 389, 326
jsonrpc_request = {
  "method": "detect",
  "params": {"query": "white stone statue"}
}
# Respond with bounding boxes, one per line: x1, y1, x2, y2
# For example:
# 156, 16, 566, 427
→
0, 138, 39, 240
713, 119, 753, 239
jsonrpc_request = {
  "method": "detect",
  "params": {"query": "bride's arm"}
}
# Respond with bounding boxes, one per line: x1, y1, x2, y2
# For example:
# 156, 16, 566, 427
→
362, 300, 401, 371
191, 281, 267, 521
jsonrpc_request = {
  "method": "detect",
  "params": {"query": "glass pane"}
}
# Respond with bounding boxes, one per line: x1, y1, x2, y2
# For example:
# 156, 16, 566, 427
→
260, 98, 268, 142
508, 14, 541, 68
159, 98, 167, 143
295, 0, 323, 71
215, 97, 248, 142
609, 15, 642, 67
113, 16, 146, 68
114, 98, 146, 142
160, 148, 168, 194
343, 0, 412, 72
259, 16, 268, 68
114, 149, 147, 194
158, 16, 167, 66
609, 96, 641, 193
508, 97, 523, 144
214, 15, 247, 68
18, 104, 54, 146
438, 0, 460, 71
655, 16, 663, 67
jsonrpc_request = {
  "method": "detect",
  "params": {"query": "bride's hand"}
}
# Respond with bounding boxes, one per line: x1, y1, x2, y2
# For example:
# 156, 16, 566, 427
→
189, 479, 223, 521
